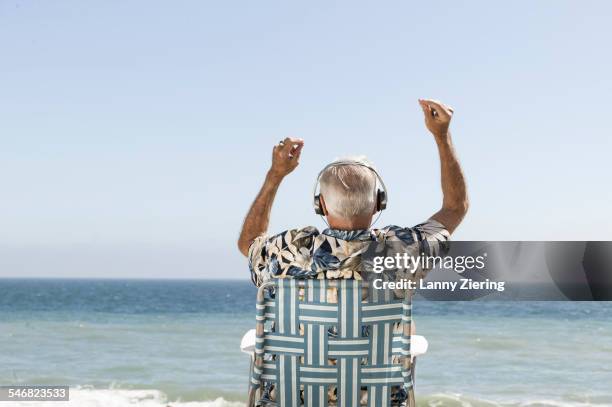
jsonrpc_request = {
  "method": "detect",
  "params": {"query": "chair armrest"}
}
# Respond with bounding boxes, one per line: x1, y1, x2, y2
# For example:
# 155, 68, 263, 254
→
240, 329, 256, 355
411, 335, 428, 357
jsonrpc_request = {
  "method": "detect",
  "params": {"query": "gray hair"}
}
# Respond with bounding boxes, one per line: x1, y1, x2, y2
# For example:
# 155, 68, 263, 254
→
319, 156, 377, 219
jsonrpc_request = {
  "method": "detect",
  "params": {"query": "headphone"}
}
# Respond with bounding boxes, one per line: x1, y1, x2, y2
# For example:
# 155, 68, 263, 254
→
312, 160, 388, 218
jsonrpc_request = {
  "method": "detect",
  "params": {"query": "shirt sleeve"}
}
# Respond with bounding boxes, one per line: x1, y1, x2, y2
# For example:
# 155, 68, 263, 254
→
412, 218, 451, 259
247, 226, 319, 287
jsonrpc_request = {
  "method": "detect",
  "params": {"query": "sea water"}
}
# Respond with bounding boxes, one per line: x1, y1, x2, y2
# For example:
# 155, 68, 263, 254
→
1, 279, 611, 407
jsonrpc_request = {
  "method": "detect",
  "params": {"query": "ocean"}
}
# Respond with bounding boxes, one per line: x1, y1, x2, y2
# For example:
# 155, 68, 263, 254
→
1, 279, 611, 407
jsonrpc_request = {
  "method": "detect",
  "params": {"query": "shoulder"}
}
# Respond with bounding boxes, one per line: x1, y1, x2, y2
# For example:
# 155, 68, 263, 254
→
272, 226, 320, 245
372, 225, 416, 244
249, 226, 320, 254
373, 219, 450, 243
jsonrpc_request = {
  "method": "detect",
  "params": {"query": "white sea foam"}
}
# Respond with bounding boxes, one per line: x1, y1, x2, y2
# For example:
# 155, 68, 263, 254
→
2, 388, 246, 407
3, 389, 609, 407
418, 393, 611, 407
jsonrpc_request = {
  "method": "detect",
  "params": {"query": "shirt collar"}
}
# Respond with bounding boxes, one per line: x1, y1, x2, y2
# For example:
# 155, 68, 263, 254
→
322, 228, 374, 241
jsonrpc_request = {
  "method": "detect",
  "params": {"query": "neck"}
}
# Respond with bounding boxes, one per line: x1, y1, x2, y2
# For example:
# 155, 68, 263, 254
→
327, 215, 372, 231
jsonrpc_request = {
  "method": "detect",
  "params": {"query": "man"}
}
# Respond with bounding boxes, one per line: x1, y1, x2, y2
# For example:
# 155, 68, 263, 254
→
238, 99, 468, 282
237, 99, 468, 405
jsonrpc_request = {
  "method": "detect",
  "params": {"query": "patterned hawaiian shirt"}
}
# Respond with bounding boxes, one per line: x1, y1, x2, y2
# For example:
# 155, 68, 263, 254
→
249, 219, 450, 287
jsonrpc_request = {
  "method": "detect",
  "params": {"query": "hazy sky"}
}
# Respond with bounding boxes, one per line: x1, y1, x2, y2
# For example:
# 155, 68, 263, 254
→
1, 1, 611, 279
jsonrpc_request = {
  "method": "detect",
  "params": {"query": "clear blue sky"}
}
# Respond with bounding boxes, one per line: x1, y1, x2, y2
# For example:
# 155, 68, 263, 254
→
1, 1, 611, 278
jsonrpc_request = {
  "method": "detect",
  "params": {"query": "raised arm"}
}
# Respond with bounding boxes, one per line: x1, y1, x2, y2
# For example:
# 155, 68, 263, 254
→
419, 99, 469, 234
237, 137, 304, 256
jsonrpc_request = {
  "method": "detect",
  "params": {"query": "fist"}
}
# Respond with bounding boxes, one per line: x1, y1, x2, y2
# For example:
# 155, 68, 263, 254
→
419, 99, 454, 138
270, 137, 304, 177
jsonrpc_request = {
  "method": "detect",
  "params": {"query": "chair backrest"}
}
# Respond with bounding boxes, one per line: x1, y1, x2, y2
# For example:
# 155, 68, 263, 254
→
249, 279, 414, 407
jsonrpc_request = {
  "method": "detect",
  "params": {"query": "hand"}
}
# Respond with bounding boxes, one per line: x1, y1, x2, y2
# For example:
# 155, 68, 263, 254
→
419, 99, 454, 138
269, 137, 304, 178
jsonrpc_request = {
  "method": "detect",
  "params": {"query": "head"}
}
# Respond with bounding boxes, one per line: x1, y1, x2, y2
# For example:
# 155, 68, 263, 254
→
318, 156, 380, 230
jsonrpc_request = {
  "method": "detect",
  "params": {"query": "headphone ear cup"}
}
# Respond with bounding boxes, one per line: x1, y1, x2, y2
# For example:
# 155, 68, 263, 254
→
377, 189, 387, 212
314, 194, 324, 215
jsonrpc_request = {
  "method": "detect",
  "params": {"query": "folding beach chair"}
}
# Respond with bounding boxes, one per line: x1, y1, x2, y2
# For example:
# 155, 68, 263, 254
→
241, 279, 428, 407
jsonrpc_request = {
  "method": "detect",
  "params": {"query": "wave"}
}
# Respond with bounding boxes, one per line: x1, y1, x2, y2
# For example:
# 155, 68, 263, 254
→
416, 393, 610, 407
4, 388, 610, 407
2, 388, 244, 407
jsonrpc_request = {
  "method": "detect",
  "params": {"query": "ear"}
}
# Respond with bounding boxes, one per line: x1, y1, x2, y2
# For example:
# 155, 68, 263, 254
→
319, 195, 329, 216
